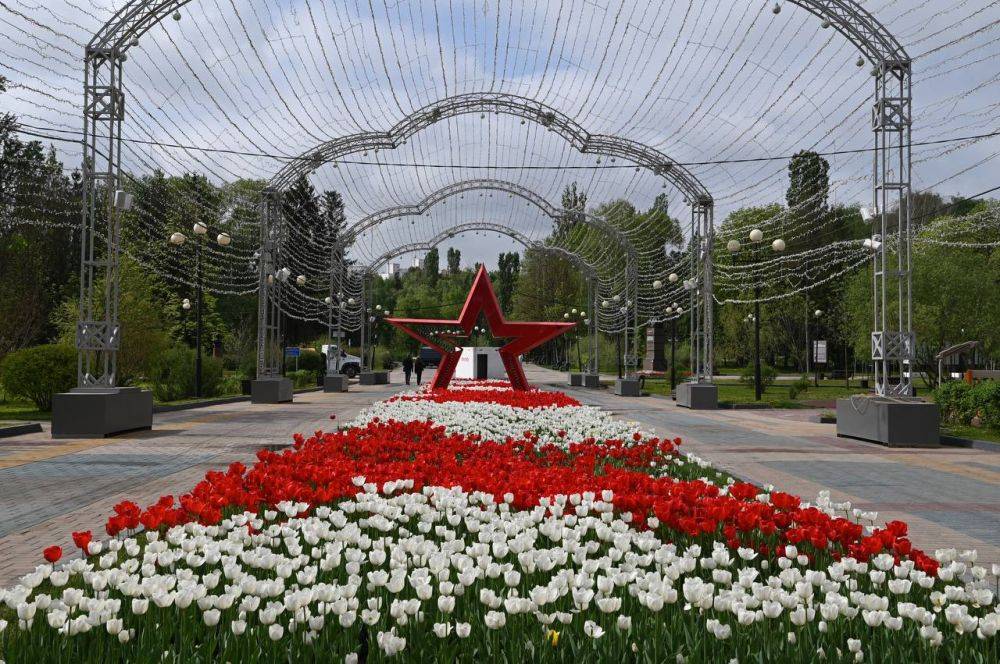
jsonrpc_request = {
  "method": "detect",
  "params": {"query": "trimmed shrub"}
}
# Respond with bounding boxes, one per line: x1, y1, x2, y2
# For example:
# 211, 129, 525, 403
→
293, 350, 325, 376
286, 369, 315, 389
740, 363, 777, 392
788, 375, 811, 400
935, 379, 1000, 429
148, 345, 224, 402
0, 344, 77, 411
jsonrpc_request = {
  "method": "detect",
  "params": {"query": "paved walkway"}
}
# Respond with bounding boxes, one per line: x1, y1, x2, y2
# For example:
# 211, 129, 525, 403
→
0, 378, 407, 586
528, 366, 1000, 569
1, 367, 997, 586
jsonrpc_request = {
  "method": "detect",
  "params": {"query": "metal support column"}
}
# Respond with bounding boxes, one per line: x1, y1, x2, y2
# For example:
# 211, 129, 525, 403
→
871, 59, 914, 397
77, 47, 124, 388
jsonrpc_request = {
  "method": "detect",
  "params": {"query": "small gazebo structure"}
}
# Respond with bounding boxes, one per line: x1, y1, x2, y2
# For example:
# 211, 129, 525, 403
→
935, 341, 980, 387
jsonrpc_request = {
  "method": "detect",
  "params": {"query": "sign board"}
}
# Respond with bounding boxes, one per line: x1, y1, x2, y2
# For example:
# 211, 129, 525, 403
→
813, 340, 827, 364
285, 347, 301, 357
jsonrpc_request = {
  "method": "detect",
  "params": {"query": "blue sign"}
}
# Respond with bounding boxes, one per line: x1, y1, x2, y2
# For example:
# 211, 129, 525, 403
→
285, 347, 301, 357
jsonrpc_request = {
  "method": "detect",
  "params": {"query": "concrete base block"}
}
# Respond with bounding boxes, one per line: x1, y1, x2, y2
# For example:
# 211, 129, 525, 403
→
323, 374, 349, 393
613, 378, 642, 397
359, 371, 389, 385
52, 387, 153, 438
583, 373, 601, 389
251, 378, 293, 404
568, 373, 583, 387
676, 382, 719, 410
836, 397, 940, 447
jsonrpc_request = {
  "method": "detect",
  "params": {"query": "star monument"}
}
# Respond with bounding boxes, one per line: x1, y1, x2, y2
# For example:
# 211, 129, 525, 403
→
386, 266, 575, 390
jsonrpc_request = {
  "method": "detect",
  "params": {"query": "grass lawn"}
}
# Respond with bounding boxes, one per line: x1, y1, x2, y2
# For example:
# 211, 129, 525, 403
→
643, 378, 870, 408
940, 422, 1000, 445
0, 401, 50, 421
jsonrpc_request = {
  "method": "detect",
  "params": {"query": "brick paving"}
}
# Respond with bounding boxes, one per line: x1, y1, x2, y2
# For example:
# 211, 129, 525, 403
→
530, 367, 1000, 570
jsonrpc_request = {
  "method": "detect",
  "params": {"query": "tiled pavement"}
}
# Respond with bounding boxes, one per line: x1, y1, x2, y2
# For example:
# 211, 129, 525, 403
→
2, 367, 998, 587
528, 367, 1000, 570
0, 378, 406, 586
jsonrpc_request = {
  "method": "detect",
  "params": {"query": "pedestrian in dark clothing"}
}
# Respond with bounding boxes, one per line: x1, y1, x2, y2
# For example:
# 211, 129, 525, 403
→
414, 357, 425, 385
402, 356, 414, 384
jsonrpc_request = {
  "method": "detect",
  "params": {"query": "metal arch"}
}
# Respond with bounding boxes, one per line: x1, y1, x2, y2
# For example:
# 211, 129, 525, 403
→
267, 92, 712, 205
360, 222, 599, 280
257, 183, 639, 380
342, 178, 636, 265
91, 1, 907, 64
785, 1, 908, 65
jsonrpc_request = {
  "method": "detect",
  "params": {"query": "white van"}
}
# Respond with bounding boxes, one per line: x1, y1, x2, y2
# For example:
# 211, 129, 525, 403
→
321, 344, 362, 378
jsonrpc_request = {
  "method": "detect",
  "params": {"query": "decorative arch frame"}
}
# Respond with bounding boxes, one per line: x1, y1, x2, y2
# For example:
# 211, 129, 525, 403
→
77, 0, 911, 398
257, 181, 638, 378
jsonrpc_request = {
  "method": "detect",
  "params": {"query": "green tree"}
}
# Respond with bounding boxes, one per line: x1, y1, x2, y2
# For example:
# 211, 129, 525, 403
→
424, 248, 440, 286
786, 150, 830, 233
0, 77, 81, 356
51, 258, 171, 385
447, 247, 461, 274
492, 252, 521, 315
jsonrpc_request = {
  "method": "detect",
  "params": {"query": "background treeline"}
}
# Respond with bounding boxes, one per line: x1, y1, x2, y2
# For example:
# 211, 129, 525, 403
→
2, 73, 999, 411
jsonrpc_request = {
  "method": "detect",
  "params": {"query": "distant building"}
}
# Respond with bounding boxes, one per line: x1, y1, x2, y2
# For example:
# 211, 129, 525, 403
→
411, 256, 424, 270
383, 262, 401, 278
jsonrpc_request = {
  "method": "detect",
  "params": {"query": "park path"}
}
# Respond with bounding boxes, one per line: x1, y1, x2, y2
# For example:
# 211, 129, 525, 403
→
526, 366, 1000, 570
1, 367, 997, 587
0, 378, 408, 586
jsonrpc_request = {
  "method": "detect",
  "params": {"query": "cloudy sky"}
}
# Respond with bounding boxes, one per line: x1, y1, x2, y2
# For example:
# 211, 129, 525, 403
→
1, 0, 997, 271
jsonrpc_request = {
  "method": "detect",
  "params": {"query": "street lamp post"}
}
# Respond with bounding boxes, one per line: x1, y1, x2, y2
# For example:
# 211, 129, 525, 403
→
728, 228, 784, 402
753, 289, 762, 401
666, 302, 683, 391
169, 225, 231, 398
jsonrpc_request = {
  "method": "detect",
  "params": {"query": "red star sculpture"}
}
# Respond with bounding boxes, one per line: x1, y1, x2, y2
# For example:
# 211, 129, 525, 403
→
386, 266, 575, 390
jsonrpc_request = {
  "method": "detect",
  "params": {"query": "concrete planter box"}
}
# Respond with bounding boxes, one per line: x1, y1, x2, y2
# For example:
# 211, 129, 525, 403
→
583, 373, 601, 388
360, 371, 389, 385
251, 378, 293, 404
676, 382, 718, 410
613, 378, 641, 397
324, 374, 349, 392
836, 397, 939, 447
568, 373, 583, 386
52, 387, 153, 438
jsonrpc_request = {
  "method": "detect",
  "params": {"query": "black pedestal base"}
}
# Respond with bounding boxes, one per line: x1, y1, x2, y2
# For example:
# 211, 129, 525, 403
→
251, 378, 293, 404
676, 382, 718, 409
614, 378, 641, 397
360, 371, 389, 385
583, 373, 601, 389
568, 373, 583, 386
836, 397, 939, 447
52, 387, 153, 438
324, 374, 349, 392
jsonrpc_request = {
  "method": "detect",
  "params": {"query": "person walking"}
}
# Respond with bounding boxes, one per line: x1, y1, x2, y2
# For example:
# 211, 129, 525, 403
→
402, 355, 414, 385
414, 357, 425, 385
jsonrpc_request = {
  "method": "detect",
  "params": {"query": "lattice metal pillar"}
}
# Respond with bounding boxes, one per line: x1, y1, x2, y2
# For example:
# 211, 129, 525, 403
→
697, 200, 715, 382
77, 47, 125, 388
871, 59, 913, 397
359, 273, 369, 371
256, 189, 284, 379
587, 276, 599, 374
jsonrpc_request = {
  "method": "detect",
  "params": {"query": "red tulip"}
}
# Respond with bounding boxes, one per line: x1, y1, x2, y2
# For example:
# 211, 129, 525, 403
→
43, 546, 62, 563
71, 530, 93, 552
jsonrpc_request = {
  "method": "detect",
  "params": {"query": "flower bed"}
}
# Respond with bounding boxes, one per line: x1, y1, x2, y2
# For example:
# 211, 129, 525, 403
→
0, 383, 997, 662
